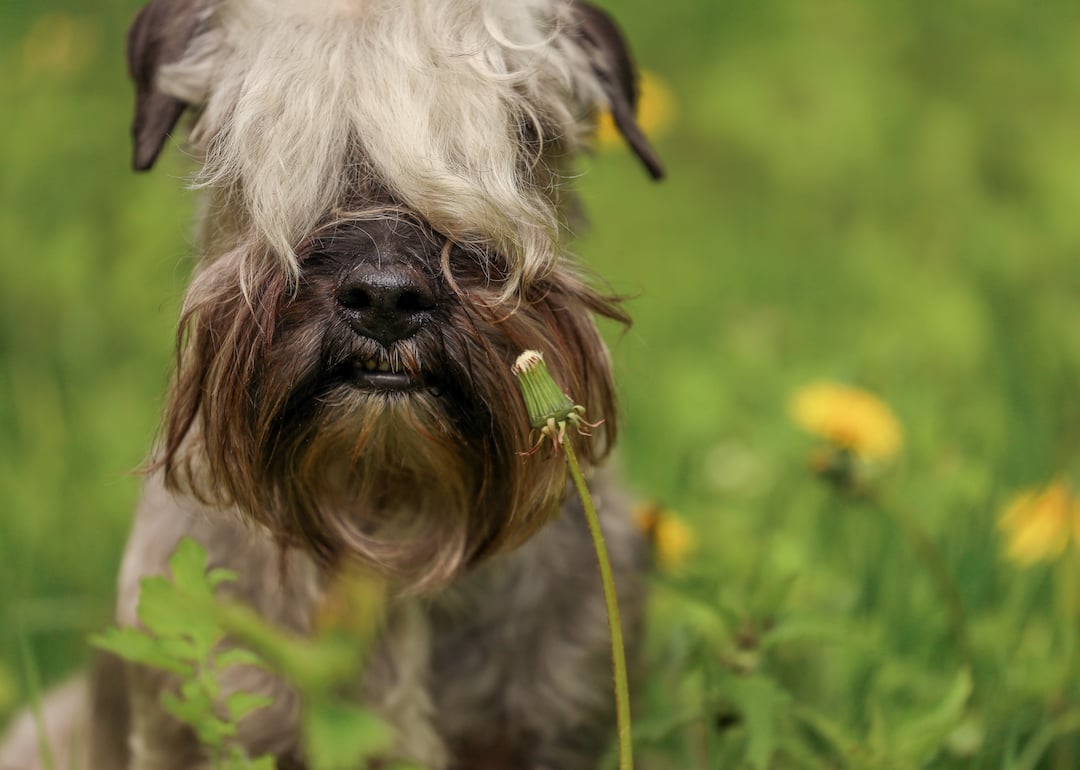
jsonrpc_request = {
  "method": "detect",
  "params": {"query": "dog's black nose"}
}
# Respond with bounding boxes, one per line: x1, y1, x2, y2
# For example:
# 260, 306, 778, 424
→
337, 262, 436, 346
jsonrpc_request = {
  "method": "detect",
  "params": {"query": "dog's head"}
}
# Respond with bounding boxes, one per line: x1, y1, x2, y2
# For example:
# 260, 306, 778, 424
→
129, 0, 661, 592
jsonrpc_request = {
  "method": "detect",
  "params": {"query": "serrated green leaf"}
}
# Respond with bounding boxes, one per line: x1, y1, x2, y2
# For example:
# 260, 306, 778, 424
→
134, 577, 183, 634
156, 635, 201, 664
137, 577, 223, 658
196, 717, 237, 748
225, 745, 257, 765
167, 694, 235, 750
168, 538, 215, 599
225, 691, 274, 722
208, 567, 239, 588
90, 628, 194, 677
162, 688, 213, 730
303, 699, 393, 770
215, 648, 266, 672
245, 754, 279, 770
179, 678, 205, 702
198, 669, 222, 701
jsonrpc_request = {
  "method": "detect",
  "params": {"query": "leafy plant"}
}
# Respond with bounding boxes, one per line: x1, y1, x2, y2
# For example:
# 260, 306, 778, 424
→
91, 539, 408, 770
91, 539, 275, 770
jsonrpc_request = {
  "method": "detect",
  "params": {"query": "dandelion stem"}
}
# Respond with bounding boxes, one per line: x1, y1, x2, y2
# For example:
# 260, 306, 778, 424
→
512, 350, 633, 768
564, 439, 634, 770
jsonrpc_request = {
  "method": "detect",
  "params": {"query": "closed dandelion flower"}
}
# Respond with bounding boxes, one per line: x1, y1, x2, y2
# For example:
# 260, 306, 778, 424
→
512, 350, 597, 454
595, 70, 676, 149
997, 480, 1080, 567
790, 382, 903, 463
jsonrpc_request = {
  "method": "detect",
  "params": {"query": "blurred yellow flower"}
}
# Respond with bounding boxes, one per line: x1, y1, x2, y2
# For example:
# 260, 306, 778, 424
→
635, 503, 695, 572
997, 480, 1080, 567
595, 70, 676, 149
789, 382, 903, 462
21, 13, 101, 78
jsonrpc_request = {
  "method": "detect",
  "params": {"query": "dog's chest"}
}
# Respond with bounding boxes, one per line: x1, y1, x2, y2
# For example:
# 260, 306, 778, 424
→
360, 501, 628, 769
361, 568, 553, 768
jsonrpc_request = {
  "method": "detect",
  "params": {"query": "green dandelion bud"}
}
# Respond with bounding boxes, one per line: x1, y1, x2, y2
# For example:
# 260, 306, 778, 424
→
509, 347, 596, 451
512, 350, 576, 429
512, 351, 595, 453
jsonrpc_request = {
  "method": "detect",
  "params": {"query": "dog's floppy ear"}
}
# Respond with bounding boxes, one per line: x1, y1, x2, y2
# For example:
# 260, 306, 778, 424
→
127, 0, 201, 171
570, 1, 665, 180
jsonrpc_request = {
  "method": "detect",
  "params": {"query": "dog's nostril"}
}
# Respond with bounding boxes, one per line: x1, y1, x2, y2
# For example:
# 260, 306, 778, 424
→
338, 286, 372, 310
395, 289, 435, 313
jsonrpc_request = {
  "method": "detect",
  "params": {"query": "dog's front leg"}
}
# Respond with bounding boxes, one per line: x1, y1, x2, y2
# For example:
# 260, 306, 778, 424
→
113, 478, 315, 770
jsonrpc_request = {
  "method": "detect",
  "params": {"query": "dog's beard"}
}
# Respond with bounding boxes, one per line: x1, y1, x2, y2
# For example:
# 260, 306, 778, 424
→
269, 387, 485, 592
159, 231, 624, 593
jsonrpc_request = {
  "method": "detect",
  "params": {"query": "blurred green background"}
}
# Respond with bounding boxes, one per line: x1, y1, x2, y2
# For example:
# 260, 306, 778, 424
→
3, 0, 1080, 767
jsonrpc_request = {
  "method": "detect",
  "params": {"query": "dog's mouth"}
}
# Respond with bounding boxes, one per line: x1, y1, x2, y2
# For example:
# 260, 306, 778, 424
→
346, 353, 421, 392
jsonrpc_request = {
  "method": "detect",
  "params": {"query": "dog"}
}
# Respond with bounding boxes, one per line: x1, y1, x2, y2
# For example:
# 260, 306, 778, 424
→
1, 0, 663, 768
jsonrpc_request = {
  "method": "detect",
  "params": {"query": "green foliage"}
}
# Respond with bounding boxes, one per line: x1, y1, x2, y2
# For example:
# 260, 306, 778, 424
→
91, 539, 397, 770
91, 540, 276, 770
302, 700, 392, 770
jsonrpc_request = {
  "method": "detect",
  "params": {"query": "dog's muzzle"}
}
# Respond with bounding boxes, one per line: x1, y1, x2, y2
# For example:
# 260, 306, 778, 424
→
337, 258, 436, 391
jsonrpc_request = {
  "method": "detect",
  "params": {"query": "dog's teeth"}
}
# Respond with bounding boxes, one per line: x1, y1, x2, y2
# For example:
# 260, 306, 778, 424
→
377, 360, 390, 372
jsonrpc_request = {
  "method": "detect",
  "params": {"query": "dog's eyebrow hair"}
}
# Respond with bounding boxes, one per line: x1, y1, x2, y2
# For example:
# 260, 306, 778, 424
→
148, 0, 666, 295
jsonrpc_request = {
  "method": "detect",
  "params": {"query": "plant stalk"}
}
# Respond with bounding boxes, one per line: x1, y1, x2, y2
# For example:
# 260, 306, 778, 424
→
563, 439, 633, 770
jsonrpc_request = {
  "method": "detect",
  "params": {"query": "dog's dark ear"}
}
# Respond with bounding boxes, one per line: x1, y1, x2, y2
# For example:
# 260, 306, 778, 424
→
127, 0, 201, 171
570, 1, 665, 180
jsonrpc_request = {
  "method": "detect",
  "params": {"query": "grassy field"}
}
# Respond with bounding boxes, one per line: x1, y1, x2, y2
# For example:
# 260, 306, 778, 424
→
3, 1, 1080, 767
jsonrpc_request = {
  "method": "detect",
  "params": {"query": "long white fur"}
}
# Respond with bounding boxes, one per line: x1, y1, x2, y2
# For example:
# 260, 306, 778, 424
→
158, 0, 605, 289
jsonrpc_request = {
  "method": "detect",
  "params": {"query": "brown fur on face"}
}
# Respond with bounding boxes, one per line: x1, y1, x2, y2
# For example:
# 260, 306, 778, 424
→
159, 215, 629, 593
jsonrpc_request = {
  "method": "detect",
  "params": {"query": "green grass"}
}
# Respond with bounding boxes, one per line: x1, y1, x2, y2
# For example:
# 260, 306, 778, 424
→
3, 1, 1080, 767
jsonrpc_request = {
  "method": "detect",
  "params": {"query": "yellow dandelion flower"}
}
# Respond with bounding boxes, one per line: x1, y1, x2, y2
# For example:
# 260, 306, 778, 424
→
635, 503, 695, 572
21, 13, 101, 77
595, 70, 676, 149
789, 382, 903, 462
997, 480, 1080, 567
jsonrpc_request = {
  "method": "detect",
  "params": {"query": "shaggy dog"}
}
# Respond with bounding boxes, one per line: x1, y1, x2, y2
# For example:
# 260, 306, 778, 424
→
1, 0, 663, 768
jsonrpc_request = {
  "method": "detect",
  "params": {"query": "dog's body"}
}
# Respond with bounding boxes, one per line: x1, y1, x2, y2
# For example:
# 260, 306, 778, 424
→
1, 1, 662, 768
